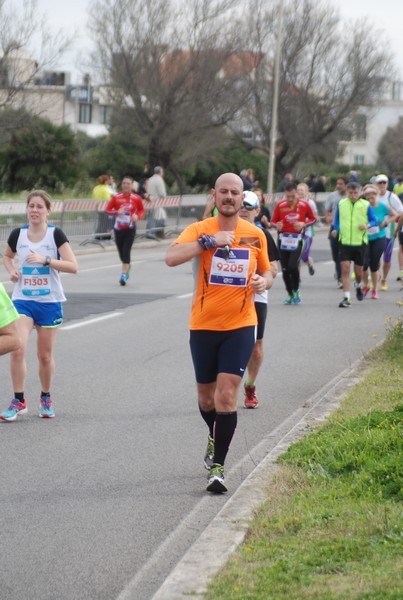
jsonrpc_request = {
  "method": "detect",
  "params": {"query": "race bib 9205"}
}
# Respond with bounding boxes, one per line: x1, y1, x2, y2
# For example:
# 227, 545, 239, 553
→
209, 248, 250, 286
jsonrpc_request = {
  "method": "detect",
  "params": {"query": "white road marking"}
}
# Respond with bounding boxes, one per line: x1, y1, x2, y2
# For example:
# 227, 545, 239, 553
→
72, 260, 145, 274
60, 312, 123, 330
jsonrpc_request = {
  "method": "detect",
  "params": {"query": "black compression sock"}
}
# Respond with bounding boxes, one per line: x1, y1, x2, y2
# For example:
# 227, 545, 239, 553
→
214, 411, 237, 466
198, 405, 216, 437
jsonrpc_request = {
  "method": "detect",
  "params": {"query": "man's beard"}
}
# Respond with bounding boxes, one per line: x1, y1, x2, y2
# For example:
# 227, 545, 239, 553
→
217, 203, 239, 216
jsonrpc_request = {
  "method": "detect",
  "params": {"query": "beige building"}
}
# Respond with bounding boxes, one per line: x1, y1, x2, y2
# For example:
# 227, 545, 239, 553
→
0, 49, 112, 137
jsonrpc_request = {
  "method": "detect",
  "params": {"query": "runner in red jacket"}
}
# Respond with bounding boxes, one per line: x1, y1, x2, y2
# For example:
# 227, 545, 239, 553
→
271, 182, 316, 304
105, 176, 144, 286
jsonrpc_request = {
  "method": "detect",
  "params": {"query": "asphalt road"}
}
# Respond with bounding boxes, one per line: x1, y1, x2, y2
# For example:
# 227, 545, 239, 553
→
0, 232, 402, 600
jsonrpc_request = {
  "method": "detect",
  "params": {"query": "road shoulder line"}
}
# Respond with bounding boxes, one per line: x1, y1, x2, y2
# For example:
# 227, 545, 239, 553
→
150, 357, 364, 599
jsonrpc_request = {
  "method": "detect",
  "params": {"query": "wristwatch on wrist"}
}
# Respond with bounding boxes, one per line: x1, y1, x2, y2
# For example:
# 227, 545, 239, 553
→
43, 256, 51, 266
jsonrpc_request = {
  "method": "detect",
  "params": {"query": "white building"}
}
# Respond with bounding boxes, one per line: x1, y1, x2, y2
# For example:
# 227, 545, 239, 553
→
63, 82, 112, 137
338, 80, 403, 166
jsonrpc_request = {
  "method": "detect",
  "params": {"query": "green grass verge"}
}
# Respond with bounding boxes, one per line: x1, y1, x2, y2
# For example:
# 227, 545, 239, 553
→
205, 319, 403, 600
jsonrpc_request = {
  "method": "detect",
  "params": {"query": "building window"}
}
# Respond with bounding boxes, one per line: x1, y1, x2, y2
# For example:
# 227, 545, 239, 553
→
392, 81, 401, 101
79, 103, 92, 124
354, 154, 365, 165
100, 105, 111, 125
354, 114, 366, 141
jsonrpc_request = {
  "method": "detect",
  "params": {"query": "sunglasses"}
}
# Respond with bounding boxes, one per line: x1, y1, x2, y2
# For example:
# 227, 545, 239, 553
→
242, 201, 258, 210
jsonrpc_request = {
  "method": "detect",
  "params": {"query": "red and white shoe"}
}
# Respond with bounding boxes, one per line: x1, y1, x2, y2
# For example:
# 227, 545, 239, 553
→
244, 385, 259, 409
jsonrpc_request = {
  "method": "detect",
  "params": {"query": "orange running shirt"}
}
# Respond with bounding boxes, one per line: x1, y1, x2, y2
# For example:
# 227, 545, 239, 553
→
175, 217, 270, 331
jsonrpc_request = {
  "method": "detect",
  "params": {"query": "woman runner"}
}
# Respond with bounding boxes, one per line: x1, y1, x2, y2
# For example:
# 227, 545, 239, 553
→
0, 190, 78, 421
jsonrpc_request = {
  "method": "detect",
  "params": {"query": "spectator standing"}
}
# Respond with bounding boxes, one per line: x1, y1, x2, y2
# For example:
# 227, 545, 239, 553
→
349, 170, 360, 184
240, 169, 253, 190
253, 188, 271, 230
202, 194, 218, 220
107, 175, 117, 195
165, 173, 272, 493
276, 172, 294, 193
0, 190, 78, 421
307, 174, 317, 192
92, 175, 111, 201
392, 175, 403, 199
142, 163, 152, 180
105, 177, 145, 286
375, 174, 403, 290
147, 166, 167, 239
245, 168, 255, 189
92, 175, 112, 239
313, 175, 327, 193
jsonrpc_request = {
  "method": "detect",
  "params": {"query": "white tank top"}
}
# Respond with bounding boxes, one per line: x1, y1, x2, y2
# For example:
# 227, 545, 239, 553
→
12, 225, 66, 302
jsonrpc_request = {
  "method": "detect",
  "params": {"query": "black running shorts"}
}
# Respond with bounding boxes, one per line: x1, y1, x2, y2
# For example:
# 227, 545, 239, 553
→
189, 326, 256, 384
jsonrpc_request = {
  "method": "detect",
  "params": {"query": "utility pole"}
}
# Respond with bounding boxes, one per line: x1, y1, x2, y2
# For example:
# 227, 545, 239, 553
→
267, 0, 284, 194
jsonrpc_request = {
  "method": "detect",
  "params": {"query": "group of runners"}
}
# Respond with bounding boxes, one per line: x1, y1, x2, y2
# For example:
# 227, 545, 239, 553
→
1, 173, 402, 497
166, 172, 403, 493
325, 175, 403, 307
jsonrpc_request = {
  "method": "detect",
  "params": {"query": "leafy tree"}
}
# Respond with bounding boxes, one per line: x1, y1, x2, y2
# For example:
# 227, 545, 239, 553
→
77, 127, 147, 185
187, 139, 269, 190
377, 119, 403, 174
0, 116, 80, 192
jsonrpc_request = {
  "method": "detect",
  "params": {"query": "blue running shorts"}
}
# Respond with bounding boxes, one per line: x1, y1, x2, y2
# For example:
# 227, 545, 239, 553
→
13, 300, 63, 328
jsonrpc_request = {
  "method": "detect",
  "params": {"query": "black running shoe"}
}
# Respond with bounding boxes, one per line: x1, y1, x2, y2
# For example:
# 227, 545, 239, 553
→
339, 297, 352, 308
206, 464, 227, 493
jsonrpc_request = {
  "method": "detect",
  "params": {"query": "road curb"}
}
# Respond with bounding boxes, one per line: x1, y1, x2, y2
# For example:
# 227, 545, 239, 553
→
150, 358, 365, 599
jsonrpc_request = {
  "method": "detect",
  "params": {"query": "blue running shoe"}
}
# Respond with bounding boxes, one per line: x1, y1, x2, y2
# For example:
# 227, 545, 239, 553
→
283, 295, 293, 305
292, 290, 301, 304
0, 398, 27, 422
119, 273, 129, 286
39, 397, 55, 418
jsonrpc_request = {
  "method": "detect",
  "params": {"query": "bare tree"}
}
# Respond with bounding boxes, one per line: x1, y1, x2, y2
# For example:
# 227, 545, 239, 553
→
88, 0, 252, 190
0, 0, 72, 130
236, 0, 394, 178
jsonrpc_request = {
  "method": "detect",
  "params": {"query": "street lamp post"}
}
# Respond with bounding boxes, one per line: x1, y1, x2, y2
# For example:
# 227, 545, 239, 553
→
267, 0, 285, 194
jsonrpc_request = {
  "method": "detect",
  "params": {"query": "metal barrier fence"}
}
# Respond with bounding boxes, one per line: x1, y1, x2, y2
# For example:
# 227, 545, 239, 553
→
0, 196, 208, 246
0, 192, 328, 246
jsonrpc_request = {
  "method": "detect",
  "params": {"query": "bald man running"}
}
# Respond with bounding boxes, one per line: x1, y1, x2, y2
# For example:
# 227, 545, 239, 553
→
166, 173, 273, 492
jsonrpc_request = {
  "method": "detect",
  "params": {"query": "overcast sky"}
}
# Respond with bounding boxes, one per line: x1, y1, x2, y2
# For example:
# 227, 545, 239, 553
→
33, 0, 403, 81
